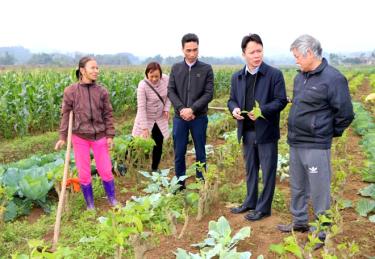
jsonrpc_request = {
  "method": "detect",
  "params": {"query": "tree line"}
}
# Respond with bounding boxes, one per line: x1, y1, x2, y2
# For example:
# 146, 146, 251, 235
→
0, 47, 244, 66
1, 46, 374, 66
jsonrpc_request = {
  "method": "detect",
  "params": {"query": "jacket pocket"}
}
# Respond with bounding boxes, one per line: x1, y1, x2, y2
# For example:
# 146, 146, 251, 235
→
301, 85, 326, 104
314, 113, 334, 137
294, 113, 315, 135
73, 112, 82, 132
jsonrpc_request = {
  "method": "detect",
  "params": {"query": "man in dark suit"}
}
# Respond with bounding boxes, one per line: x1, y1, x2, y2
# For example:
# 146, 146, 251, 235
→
228, 34, 287, 221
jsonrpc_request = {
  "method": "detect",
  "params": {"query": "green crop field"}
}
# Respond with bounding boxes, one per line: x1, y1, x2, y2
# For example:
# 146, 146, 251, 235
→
0, 65, 374, 258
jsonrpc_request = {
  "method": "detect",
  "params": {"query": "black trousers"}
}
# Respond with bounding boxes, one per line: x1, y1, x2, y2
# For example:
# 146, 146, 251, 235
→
151, 123, 164, 171
242, 130, 278, 214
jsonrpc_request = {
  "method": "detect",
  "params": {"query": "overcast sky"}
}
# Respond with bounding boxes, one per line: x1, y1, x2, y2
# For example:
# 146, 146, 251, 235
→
1, 0, 374, 57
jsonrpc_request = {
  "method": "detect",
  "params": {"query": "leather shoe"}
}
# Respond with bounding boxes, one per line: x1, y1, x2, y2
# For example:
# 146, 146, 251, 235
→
230, 205, 254, 214
244, 211, 270, 221
277, 223, 309, 233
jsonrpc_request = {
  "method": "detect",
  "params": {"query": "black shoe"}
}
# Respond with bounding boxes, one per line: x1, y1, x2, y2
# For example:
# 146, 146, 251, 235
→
244, 211, 270, 221
277, 223, 309, 233
312, 241, 324, 251
173, 184, 186, 195
230, 205, 254, 214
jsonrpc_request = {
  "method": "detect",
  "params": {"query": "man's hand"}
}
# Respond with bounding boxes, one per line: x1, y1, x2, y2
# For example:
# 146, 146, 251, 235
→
232, 108, 244, 120
54, 140, 66, 150
248, 111, 256, 121
180, 108, 195, 121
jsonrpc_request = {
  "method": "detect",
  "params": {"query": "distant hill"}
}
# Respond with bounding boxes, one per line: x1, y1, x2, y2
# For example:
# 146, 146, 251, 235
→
0, 46, 32, 64
116, 52, 141, 65
0, 46, 374, 66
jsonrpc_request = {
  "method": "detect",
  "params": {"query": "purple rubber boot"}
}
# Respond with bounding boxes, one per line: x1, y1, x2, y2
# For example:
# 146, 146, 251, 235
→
81, 183, 95, 210
102, 180, 118, 206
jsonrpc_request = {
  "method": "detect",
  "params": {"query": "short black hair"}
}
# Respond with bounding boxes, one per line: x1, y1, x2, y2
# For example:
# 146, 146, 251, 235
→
241, 34, 263, 53
181, 33, 199, 48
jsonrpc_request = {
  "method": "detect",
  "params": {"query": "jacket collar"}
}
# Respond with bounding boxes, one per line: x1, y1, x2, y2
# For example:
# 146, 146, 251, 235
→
78, 82, 95, 87
299, 58, 328, 76
184, 59, 199, 68
240, 62, 267, 77
308, 58, 327, 75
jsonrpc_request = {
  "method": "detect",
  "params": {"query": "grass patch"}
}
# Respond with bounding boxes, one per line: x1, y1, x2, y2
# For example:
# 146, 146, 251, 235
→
0, 132, 58, 163
0, 213, 55, 256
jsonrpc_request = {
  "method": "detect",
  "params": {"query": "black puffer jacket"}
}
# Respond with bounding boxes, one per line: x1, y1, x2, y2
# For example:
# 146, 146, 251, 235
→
287, 58, 354, 149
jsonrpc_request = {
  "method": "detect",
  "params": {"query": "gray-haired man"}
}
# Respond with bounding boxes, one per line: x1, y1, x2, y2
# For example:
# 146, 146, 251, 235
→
278, 35, 354, 244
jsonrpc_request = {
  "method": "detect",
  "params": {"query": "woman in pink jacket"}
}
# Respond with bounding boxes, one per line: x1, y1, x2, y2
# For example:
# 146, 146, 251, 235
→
132, 62, 171, 171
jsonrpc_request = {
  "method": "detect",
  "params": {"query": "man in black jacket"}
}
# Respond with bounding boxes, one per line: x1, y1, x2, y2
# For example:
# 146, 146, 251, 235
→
168, 33, 214, 189
278, 35, 354, 243
228, 34, 287, 221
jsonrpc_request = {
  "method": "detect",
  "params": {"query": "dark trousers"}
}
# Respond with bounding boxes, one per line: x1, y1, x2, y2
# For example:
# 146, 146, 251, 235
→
173, 115, 208, 186
151, 123, 164, 171
242, 130, 277, 214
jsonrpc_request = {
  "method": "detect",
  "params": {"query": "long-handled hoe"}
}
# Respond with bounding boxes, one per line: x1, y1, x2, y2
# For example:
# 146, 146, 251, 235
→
51, 111, 73, 252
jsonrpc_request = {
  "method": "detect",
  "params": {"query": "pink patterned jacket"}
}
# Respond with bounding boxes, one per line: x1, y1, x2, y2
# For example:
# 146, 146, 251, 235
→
132, 74, 171, 139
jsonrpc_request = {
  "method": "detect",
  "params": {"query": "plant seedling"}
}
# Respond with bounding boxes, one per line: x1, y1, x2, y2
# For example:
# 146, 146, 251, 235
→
241, 101, 265, 120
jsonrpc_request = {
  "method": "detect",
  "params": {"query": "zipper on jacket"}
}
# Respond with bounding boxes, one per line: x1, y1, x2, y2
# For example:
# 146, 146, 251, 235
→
87, 86, 97, 140
187, 66, 191, 107
304, 73, 308, 85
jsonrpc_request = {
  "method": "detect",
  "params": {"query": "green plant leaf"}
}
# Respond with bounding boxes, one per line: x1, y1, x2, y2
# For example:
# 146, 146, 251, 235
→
4, 200, 17, 221
208, 216, 231, 241
251, 101, 265, 120
283, 236, 303, 259
186, 182, 202, 190
355, 199, 375, 217
363, 171, 375, 184
139, 170, 151, 178
220, 248, 251, 259
359, 184, 375, 199
174, 248, 199, 259
269, 243, 285, 255
230, 227, 251, 248
192, 237, 216, 248
284, 242, 302, 259
341, 199, 353, 209
12, 254, 29, 259
186, 192, 199, 206
18, 174, 53, 201
27, 239, 44, 249
369, 214, 375, 223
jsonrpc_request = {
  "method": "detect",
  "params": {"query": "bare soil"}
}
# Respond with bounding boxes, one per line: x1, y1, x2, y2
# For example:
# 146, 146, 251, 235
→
23, 80, 375, 258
